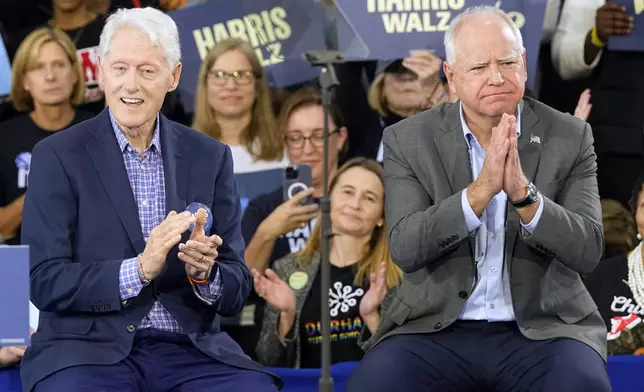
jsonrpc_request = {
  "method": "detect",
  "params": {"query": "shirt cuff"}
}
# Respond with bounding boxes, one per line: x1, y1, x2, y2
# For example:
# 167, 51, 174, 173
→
191, 266, 223, 305
461, 188, 482, 233
520, 194, 544, 233
119, 257, 143, 300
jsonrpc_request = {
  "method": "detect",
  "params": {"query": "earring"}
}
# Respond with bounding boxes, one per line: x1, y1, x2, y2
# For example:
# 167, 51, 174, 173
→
638, 233, 642, 241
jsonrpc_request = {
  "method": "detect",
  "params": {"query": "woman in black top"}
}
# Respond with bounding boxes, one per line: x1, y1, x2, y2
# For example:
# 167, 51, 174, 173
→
585, 177, 644, 354
0, 27, 91, 247
253, 158, 401, 368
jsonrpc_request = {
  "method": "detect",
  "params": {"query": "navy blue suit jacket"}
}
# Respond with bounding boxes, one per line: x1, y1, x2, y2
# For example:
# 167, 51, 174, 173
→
20, 109, 280, 391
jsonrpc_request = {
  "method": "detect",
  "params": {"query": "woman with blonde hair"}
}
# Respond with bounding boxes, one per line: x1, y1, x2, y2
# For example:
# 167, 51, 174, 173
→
192, 38, 288, 175
0, 26, 91, 367
0, 26, 91, 247
253, 157, 401, 368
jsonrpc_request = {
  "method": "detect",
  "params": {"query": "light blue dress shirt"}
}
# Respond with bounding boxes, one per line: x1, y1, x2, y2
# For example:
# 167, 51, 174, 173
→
459, 103, 544, 321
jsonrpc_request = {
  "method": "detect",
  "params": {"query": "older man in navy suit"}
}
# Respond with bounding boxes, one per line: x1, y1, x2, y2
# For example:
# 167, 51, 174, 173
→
20, 7, 281, 392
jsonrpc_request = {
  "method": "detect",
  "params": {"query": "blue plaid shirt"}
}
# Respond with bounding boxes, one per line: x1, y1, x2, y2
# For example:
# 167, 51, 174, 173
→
114, 110, 222, 333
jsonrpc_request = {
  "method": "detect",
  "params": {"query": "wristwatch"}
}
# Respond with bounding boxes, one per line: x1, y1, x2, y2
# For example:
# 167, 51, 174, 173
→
510, 182, 539, 208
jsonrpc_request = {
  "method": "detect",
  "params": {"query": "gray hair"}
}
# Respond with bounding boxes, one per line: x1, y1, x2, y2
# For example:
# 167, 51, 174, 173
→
99, 7, 181, 68
444, 5, 524, 64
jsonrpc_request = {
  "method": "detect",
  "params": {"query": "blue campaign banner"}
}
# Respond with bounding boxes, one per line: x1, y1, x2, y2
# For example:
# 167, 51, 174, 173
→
235, 168, 284, 213
608, 0, 644, 52
336, 0, 547, 88
0, 38, 11, 97
169, 0, 327, 113
0, 246, 30, 347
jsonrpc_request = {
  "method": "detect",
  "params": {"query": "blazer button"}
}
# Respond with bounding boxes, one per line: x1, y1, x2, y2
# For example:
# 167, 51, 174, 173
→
434, 322, 442, 330
127, 324, 136, 333
458, 290, 468, 299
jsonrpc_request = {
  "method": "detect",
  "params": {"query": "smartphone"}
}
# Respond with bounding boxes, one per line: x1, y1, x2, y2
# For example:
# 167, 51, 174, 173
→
283, 164, 314, 205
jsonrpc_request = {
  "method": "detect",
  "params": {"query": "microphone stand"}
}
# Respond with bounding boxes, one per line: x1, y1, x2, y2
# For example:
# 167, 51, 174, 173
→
304, 50, 344, 392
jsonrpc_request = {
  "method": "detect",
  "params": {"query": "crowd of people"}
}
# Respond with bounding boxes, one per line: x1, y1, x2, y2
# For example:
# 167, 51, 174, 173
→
0, 0, 643, 390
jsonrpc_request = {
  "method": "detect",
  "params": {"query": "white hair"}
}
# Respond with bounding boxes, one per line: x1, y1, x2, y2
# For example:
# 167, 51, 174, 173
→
99, 7, 181, 68
444, 5, 524, 64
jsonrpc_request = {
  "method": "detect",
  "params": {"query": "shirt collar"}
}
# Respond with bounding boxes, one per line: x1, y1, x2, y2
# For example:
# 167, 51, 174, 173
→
109, 109, 161, 153
459, 101, 521, 150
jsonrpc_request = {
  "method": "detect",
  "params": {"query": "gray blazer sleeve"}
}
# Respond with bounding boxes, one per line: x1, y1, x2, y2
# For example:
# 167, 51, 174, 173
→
255, 258, 298, 367
383, 126, 471, 274
521, 123, 604, 274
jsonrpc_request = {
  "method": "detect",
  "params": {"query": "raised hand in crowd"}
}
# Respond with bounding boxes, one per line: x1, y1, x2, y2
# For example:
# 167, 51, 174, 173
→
359, 261, 388, 334
595, 3, 633, 43
252, 268, 297, 337
584, 3, 634, 65
139, 211, 196, 281
467, 114, 512, 216
178, 208, 223, 281
254, 188, 319, 247
401, 50, 448, 110
573, 89, 592, 121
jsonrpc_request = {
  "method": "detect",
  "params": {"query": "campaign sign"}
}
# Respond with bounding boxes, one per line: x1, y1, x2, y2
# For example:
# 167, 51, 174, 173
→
235, 168, 284, 213
608, 0, 644, 52
0, 246, 30, 347
169, 0, 327, 113
335, 0, 548, 88
0, 39, 11, 98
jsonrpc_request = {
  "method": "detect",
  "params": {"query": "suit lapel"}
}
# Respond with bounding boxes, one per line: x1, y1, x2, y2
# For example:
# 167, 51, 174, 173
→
159, 115, 190, 214
433, 103, 476, 261
86, 109, 145, 254
434, 103, 473, 194
505, 99, 543, 275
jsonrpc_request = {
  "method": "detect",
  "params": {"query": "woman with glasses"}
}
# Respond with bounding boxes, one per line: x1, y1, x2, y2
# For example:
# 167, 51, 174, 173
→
242, 87, 348, 275
192, 38, 288, 179
239, 87, 348, 355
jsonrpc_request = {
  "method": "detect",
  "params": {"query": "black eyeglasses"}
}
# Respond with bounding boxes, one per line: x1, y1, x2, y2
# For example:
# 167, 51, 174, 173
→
207, 70, 255, 86
284, 129, 338, 149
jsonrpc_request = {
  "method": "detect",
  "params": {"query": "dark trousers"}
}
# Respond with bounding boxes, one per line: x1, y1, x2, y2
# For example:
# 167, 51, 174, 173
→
32, 329, 278, 392
347, 321, 611, 392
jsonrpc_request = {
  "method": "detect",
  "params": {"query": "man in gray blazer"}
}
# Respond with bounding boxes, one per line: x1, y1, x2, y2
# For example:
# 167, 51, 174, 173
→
347, 6, 610, 392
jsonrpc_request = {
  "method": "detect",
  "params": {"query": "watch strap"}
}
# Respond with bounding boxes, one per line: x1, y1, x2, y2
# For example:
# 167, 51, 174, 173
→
511, 183, 538, 208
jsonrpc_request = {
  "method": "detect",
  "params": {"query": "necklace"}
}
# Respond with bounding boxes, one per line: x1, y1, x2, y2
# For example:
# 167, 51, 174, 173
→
627, 242, 644, 309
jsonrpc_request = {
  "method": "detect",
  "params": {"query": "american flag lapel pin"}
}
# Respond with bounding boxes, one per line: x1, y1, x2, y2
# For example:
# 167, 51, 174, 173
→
530, 134, 541, 144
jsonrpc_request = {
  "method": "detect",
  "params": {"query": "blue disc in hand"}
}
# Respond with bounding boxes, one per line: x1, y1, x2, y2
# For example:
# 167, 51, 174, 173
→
185, 202, 213, 233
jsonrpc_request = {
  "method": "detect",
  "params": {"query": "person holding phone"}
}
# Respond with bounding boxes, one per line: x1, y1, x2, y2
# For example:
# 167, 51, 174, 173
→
253, 158, 401, 368
236, 87, 348, 357
242, 86, 348, 274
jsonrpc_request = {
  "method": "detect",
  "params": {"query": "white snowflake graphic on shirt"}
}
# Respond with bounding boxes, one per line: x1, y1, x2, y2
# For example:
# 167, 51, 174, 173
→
329, 281, 364, 317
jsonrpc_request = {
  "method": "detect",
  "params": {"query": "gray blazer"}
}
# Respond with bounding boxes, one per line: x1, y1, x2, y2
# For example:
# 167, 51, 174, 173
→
375, 97, 607, 359
256, 252, 387, 368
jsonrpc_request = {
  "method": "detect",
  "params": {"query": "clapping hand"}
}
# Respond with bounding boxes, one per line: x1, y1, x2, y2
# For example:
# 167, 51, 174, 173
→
252, 268, 296, 314
179, 208, 223, 282
359, 261, 388, 334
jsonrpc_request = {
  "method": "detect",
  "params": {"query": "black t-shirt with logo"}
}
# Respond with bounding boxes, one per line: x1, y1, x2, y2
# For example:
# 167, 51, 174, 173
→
585, 253, 644, 354
0, 110, 93, 244
299, 263, 366, 368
